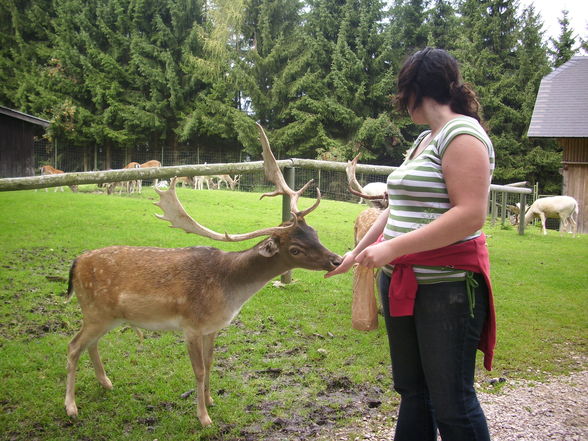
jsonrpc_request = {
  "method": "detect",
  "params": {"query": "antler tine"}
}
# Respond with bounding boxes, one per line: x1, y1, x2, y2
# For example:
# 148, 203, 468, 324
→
154, 178, 295, 242
345, 153, 387, 202
256, 122, 319, 216
345, 153, 364, 193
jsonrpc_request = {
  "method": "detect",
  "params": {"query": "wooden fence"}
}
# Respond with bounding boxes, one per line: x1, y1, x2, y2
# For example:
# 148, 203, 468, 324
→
0, 159, 534, 234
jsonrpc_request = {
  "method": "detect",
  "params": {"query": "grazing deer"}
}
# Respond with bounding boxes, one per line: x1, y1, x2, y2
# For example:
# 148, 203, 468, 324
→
106, 162, 141, 195
193, 175, 215, 190
214, 174, 241, 190
137, 159, 162, 191
39, 165, 78, 192
345, 154, 388, 209
176, 176, 196, 189
63, 123, 342, 427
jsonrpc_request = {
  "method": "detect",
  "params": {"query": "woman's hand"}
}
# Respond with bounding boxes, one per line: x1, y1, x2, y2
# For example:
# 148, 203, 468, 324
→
324, 251, 356, 278
355, 241, 396, 269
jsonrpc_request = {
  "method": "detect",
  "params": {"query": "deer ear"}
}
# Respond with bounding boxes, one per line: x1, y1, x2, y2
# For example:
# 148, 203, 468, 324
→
259, 238, 279, 257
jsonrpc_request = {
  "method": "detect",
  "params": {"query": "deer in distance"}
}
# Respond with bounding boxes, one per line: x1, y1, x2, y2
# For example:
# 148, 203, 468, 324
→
63, 123, 342, 427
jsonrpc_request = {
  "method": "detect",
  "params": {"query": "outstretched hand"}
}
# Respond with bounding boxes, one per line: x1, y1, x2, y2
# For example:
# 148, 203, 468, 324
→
324, 252, 356, 278
325, 241, 396, 278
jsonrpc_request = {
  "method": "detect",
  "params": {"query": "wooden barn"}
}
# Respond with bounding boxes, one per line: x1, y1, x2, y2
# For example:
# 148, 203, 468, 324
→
0, 106, 50, 178
528, 56, 588, 235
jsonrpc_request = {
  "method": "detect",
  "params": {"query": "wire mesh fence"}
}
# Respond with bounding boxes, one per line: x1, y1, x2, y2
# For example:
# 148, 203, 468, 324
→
32, 139, 558, 230
32, 139, 389, 204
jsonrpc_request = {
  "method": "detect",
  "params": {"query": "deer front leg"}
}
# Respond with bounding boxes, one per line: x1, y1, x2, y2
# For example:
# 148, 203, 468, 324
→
539, 212, 547, 235
203, 332, 217, 406
185, 332, 212, 426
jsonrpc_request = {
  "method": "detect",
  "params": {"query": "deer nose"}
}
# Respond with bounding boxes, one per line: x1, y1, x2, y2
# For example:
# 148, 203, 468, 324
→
331, 254, 343, 267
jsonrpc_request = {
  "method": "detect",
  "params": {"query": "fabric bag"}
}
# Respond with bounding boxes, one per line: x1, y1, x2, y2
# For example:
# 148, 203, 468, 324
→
352, 264, 378, 331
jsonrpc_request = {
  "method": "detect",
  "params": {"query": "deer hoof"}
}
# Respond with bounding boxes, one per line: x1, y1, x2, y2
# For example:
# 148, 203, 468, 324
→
65, 402, 78, 418
199, 414, 213, 427
98, 376, 113, 390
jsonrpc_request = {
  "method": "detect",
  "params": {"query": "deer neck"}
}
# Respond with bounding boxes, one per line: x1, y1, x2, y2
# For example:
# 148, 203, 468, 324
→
220, 246, 290, 306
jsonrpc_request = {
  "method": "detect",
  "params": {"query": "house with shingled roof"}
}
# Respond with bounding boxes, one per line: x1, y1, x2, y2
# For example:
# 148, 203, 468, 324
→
528, 56, 588, 234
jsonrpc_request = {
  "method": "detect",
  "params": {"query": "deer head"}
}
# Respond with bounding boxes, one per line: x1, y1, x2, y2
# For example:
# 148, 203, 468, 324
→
153, 123, 340, 272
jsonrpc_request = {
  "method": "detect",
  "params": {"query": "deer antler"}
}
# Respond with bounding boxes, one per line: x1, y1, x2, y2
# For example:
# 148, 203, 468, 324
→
345, 153, 387, 202
154, 178, 296, 242
256, 122, 321, 217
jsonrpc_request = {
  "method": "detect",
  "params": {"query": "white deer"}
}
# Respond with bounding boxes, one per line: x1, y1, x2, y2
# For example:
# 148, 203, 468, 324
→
345, 153, 388, 209
524, 195, 579, 237
63, 123, 342, 427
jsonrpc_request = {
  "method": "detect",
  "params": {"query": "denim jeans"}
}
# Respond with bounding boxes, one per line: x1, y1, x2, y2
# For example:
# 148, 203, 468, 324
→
379, 271, 491, 441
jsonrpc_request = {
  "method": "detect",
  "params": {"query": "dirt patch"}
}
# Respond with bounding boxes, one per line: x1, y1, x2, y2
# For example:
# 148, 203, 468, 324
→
311, 370, 588, 441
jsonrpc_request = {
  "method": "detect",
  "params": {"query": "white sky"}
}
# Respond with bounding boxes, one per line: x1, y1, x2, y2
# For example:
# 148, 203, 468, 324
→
518, 0, 588, 41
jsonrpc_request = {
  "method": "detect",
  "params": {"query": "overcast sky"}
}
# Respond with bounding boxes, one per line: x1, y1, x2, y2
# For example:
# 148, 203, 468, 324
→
518, 0, 587, 42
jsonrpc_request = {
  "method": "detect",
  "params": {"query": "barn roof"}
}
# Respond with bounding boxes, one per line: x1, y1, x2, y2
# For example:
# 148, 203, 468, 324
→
0, 106, 50, 128
527, 56, 588, 138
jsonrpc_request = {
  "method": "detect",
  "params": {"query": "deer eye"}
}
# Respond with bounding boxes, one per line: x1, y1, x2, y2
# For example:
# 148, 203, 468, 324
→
289, 247, 302, 256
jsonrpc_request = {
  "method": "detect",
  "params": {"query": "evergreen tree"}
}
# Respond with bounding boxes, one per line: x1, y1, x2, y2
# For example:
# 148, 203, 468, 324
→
549, 10, 578, 67
0, 0, 55, 112
426, 0, 459, 51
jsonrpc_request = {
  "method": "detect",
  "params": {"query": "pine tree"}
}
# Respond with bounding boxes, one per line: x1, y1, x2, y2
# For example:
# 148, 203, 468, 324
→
0, 0, 55, 112
549, 10, 578, 67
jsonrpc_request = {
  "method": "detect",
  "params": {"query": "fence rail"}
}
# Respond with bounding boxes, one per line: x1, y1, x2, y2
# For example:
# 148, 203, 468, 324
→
0, 159, 536, 234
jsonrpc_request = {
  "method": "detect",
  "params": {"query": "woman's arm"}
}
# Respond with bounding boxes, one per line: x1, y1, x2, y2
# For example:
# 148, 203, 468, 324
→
324, 207, 389, 278
355, 134, 491, 268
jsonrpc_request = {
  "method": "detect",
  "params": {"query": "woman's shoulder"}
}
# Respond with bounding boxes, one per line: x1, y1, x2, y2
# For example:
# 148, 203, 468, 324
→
437, 116, 492, 154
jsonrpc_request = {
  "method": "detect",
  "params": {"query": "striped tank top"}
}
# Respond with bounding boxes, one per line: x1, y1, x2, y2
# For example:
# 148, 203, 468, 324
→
383, 116, 495, 283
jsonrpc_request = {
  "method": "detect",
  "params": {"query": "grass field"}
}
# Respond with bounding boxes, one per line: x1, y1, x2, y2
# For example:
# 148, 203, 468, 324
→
0, 187, 586, 441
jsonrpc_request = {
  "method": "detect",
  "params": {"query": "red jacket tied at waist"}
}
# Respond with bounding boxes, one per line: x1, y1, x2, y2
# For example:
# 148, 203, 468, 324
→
383, 233, 496, 371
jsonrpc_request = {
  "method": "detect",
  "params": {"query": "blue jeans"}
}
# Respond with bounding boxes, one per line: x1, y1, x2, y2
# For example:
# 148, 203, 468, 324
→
379, 272, 491, 441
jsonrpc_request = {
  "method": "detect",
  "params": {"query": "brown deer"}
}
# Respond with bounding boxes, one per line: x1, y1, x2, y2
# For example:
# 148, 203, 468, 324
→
106, 161, 141, 195
39, 165, 78, 192
137, 159, 162, 191
345, 155, 388, 330
63, 123, 342, 426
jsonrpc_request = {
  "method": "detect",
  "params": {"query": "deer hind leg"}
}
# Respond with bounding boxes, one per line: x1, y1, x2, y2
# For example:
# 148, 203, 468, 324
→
88, 342, 113, 390
185, 332, 213, 426
65, 323, 110, 417
203, 332, 217, 406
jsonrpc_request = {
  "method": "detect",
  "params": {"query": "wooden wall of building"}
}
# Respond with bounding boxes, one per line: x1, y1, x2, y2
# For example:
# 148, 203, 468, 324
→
0, 114, 37, 178
559, 137, 588, 234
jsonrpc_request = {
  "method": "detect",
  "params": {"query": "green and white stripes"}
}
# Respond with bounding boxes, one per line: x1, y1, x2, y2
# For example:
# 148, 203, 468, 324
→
383, 116, 494, 283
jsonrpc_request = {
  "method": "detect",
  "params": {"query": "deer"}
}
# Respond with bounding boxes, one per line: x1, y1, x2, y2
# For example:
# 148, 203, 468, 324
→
39, 165, 78, 192
345, 154, 389, 329
137, 159, 162, 191
214, 174, 241, 190
106, 162, 141, 195
523, 195, 579, 237
345, 154, 388, 210
63, 123, 342, 427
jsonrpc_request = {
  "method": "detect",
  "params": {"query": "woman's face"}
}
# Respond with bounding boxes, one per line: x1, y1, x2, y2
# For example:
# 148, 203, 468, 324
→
407, 95, 425, 124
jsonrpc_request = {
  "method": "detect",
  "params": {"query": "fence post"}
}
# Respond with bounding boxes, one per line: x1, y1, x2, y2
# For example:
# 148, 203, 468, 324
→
501, 191, 507, 226
281, 166, 295, 284
490, 190, 497, 225
518, 193, 527, 235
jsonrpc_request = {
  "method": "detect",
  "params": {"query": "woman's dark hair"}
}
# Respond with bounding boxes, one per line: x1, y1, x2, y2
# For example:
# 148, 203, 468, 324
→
395, 47, 482, 122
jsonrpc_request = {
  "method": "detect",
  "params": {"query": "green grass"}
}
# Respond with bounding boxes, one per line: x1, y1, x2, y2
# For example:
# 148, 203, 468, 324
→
0, 188, 586, 440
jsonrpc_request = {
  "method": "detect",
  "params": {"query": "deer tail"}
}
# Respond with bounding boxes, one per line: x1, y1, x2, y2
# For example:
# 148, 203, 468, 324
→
65, 259, 77, 302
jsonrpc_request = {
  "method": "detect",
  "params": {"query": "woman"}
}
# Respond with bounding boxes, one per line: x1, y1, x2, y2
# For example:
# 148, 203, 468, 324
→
326, 47, 495, 441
